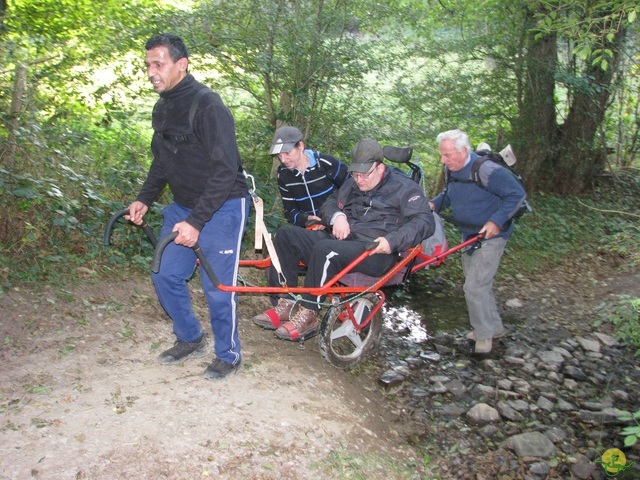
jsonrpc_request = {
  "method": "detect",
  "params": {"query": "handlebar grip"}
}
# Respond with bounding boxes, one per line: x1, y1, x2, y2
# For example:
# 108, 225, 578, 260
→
103, 208, 158, 247
141, 223, 159, 248
365, 241, 378, 251
103, 208, 129, 246
151, 232, 178, 273
151, 232, 221, 287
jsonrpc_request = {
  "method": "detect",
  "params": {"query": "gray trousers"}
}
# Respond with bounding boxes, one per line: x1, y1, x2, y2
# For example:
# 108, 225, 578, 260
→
461, 236, 508, 340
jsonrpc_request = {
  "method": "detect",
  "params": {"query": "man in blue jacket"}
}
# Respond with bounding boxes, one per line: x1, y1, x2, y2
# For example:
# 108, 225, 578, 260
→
253, 139, 435, 341
269, 125, 348, 228
429, 129, 527, 354
126, 34, 249, 379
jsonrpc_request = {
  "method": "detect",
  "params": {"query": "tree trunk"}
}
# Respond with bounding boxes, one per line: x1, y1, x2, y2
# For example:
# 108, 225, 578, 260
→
552, 29, 625, 194
1, 63, 27, 169
512, 14, 558, 192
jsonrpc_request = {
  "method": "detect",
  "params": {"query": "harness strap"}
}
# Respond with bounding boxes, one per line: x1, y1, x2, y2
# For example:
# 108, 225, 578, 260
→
243, 171, 286, 284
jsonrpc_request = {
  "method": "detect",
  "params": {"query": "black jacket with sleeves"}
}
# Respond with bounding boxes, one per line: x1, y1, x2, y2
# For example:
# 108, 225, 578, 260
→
136, 74, 248, 231
319, 165, 435, 253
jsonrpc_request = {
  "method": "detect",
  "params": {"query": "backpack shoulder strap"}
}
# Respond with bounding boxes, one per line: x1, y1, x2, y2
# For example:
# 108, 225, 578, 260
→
470, 157, 490, 187
444, 167, 451, 185
156, 87, 210, 147
445, 161, 483, 187
188, 87, 210, 135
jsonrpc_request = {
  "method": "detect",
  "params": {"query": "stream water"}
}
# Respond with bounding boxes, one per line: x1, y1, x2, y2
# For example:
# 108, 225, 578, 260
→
382, 281, 470, 343
381, 271, 523, 351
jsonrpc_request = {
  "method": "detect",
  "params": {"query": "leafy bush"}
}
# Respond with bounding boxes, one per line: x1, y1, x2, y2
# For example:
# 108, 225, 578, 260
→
0, 116, 156, 290
601, 295, 640, 354
615, 409, 640, 447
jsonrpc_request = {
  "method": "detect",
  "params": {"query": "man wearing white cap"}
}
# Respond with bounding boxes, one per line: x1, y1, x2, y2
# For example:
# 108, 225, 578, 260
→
253, 139, 435, 341
269, 126, 348, 228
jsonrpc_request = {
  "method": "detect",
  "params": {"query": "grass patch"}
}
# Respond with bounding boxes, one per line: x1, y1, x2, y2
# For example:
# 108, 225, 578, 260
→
315, 447, 427, 479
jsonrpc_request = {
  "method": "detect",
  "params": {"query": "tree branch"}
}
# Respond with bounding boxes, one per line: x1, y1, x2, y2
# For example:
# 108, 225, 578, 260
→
577, 199, 640, 218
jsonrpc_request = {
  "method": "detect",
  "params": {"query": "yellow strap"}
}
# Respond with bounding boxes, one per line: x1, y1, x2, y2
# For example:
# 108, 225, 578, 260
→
251, 194, 284, 278
253, 196, 265, 250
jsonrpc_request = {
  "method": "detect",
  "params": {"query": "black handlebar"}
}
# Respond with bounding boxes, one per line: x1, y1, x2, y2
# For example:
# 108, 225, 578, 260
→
150, 232, 220, 287
103, 208, 158, 247
103, 209, 220, 286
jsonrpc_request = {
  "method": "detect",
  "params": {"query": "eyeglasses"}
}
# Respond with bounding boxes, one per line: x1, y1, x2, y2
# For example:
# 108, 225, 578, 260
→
351, 162, 379, 180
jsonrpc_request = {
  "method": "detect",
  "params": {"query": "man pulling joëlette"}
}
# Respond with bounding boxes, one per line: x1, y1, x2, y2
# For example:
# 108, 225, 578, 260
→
127, 33, 249, 380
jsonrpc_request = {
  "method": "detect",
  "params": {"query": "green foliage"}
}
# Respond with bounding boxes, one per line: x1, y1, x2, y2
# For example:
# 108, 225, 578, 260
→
5, 0, 166, 59
615, 409, 640, 447
0, 121, 157, 289
501, 194, 597, 272
1, 0, 639, 295
533, 0, 639, 70
504, 167, 640, 276
316, 447, 424, 479
599, 295, 640, 354
171, 0, 414, 151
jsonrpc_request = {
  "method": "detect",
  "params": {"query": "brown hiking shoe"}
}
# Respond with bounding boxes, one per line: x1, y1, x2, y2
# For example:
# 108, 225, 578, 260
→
252, 298, 294, 330
474, 338, 492, 354
466, 327, 506, 341
274, 305, 319, 341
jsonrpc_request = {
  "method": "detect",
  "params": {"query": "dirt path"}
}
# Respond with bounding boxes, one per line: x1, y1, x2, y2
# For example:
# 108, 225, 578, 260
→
0, 275, 422, 480
2, 254, 639, 479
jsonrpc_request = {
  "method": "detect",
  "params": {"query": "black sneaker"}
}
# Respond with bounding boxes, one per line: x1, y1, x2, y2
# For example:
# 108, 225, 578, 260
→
204, 358, 240, 380
157, 334, 208, 365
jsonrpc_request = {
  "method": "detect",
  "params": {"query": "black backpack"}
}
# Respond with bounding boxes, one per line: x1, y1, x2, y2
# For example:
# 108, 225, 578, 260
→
445, 148, 532, 223
155, 87, 244, 170
155, 87, 209, 149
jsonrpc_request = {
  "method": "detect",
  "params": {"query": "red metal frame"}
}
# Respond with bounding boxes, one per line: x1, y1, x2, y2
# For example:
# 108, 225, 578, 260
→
335, 289, 387, 333
106, 208, 482, 337
230, 235, 481, 334
221, 234, 481, 296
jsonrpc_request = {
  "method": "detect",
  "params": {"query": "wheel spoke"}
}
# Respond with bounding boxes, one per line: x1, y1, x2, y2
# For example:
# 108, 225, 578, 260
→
329, 321, 352, 340
319, 293, 383, 368
329, 321, 364, 347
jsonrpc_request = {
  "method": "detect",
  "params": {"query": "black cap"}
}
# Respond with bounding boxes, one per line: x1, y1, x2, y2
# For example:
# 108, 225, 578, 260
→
269, 126, 304, 155
349, 139, 383, 172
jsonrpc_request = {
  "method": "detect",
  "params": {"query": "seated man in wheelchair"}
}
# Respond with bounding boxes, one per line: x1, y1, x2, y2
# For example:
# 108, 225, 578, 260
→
252, 138, 435, 341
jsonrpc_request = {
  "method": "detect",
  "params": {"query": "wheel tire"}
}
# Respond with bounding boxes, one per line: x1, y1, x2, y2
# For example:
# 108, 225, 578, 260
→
318, 293, 383, 369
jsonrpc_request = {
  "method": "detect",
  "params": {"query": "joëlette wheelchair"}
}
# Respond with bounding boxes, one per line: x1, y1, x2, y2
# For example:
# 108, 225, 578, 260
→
104, 146, 481, 369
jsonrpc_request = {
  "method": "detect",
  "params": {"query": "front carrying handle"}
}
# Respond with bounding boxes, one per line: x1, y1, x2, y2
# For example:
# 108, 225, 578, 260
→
151, 232, 220, 287
103, 208, 158, 248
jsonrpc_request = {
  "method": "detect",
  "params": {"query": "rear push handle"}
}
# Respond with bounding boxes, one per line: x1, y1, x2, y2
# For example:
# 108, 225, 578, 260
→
103, 209, 220, 287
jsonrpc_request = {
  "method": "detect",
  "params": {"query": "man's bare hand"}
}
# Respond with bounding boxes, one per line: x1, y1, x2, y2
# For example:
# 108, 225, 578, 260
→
332, 215, 351, 240
172, 221, 200, 248
480, 221, 500, 239
125, 201, 148, 226
370, 237, 391, 255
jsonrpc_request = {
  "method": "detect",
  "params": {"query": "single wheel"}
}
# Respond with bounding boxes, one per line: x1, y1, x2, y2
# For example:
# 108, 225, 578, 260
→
318, 293, 383, 369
